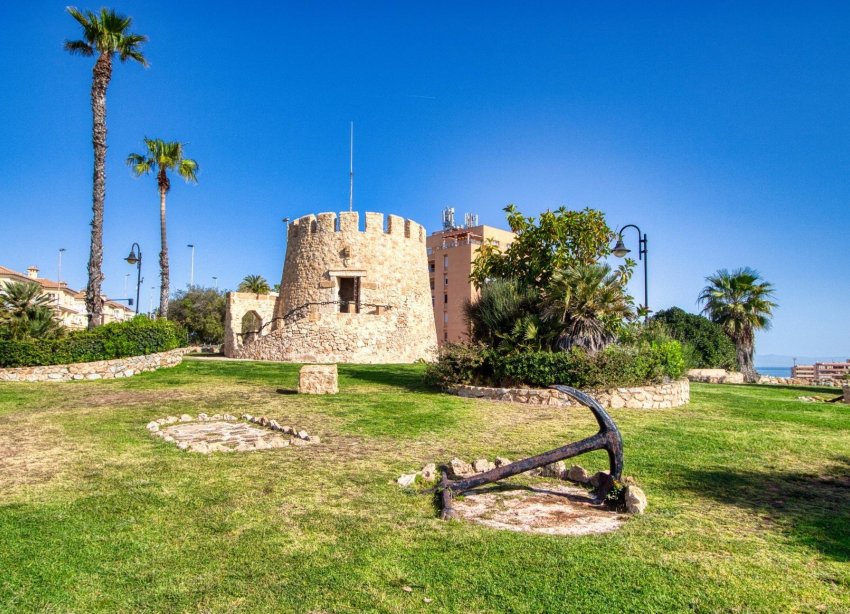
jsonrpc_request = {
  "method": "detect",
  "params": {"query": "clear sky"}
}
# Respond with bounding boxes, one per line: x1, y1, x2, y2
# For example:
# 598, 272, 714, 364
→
1, 1, 848, 357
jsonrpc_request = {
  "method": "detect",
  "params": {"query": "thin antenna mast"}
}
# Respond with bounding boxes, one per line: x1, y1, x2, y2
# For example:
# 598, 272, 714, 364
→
349, 121, 354, 212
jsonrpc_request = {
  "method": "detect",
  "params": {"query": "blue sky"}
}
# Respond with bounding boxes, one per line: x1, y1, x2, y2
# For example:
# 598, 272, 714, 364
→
1, 1, 848, 357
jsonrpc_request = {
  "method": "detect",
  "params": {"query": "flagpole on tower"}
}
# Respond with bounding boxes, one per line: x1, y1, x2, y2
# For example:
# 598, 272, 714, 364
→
349, 121, 354, 212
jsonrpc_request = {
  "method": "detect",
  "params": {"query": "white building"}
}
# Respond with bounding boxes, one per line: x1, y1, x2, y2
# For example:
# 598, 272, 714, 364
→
0, 264, 134, 330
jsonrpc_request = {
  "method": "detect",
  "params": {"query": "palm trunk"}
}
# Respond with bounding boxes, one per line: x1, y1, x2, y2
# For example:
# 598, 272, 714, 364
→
85, 52, 112, 329
159, 186, 169, 317
736, 337, 758, 383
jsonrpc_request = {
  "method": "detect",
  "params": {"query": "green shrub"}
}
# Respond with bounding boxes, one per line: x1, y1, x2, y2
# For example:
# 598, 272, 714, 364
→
651, 307, 736, 370
424, 342, 491, 389
0, 317, 186, 368
428, 338, 686, 390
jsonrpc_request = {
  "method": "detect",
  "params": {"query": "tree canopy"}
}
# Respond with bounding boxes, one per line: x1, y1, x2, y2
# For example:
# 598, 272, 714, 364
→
167, 286, 226, 345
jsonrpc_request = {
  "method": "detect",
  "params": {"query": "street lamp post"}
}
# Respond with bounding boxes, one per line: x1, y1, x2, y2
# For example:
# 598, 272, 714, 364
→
124, 243, 143, 315
212, 276, 218, 289
57, 248, 66, 285
612, 224, 649, 317
187, 244, 195, 287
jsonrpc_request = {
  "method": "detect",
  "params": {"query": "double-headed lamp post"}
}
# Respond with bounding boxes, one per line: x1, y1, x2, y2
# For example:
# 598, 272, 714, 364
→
124, 243, 143, 315
612, 224, 649, 318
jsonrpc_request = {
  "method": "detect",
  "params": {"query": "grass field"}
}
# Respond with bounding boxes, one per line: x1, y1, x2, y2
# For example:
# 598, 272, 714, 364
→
1, 358, 849, 613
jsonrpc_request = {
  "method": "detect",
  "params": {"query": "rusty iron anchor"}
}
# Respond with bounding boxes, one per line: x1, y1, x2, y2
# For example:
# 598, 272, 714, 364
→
437, 385, 624, 520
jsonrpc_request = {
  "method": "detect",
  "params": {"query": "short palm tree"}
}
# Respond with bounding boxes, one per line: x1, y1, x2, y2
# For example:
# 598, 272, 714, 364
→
238, 275, 271, 296
699, 268, 777, 382
127, 139, 199, 317
542, 263, 634, 352
0, 281, 64, 341
65, 7, 147, 329
465, 278, 556, 352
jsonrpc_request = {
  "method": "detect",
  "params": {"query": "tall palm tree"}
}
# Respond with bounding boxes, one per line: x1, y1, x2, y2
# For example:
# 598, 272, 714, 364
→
238, 275, 271, 297
0, 281, 65, 341
65, 7, 147, 329
698, 268, 777, 382
541, 263, 634, 352
127, 139, 199, 316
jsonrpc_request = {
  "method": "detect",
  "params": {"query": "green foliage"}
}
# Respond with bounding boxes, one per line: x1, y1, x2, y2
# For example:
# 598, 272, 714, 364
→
491, 341, 684, 389
427, 337, 685, 390
0, 281, 65, 341
470, 204, 630, 289
238, 275, 271, 295
467, 205, 635, 354
0, 317, 185, 368
652, 307, 737, 369
126, 138, 199, 189
542, 263, 635, 351
64, 7, 148, 64
464, 279, 557, 353
423, 342, 490, 389
699, 268, 777, 380
167, 286, 226, 344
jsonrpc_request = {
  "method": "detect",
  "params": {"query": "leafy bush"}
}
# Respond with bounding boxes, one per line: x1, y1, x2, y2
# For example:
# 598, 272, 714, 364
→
0, 317, 186, 367
427, 338, 685, 390
651, 307, 736, 370
424, 342, 491, 389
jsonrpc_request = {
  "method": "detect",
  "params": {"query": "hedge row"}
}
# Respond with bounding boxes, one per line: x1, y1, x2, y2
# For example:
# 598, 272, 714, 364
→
0, 317, 186, 368
424, 341, 686, 390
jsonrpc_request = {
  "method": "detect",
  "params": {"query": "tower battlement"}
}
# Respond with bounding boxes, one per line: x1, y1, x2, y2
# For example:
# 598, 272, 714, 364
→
287, 211, 425, 243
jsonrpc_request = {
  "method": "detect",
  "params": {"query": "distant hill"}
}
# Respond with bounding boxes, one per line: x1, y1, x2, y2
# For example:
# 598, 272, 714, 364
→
756, 354, 850, 367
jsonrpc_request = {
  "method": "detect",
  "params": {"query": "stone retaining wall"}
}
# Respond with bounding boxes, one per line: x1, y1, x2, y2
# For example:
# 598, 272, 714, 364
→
0, 348, 193, 382
687, 369, 745, 384
454, 378, 689, 409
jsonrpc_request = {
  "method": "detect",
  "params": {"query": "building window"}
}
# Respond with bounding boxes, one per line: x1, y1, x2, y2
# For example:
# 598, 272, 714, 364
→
430, 279, 434, 290
432, 296, 435, 306
428, 261, 435, 273
443, 312, 448, 324
443, 255, 448, 269
444, 276, 448, 286
444, 294, 448, 304
444, 331, 448, 341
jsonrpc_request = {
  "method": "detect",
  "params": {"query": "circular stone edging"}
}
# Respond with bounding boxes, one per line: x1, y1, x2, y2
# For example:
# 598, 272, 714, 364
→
453, 378, 689, 409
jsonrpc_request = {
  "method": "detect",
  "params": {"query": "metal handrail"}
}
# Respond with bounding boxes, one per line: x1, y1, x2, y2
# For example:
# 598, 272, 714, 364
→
235, 300, 393, 339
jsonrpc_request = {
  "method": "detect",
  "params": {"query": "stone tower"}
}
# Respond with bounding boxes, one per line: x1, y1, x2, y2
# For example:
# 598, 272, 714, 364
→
229, 211, 437, 363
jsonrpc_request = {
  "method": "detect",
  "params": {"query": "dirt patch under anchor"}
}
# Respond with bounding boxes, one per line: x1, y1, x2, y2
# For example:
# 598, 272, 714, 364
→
452, 482, 626, 536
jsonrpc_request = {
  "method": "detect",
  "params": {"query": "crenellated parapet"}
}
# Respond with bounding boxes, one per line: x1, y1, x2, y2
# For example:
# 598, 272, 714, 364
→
286, 211, 425, 243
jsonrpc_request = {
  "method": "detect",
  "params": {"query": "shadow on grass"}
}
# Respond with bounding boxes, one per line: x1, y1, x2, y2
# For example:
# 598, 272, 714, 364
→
340, 364, 432, 392
681, 456, 850, 562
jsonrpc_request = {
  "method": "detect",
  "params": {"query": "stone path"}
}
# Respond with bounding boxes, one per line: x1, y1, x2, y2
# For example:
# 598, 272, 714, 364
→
146, 413, 320, 454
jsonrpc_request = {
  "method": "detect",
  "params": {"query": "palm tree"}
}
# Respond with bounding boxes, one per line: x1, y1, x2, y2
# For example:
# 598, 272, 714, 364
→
65, 7, 147, 329
464, 278, 557, 352
0, 281, 65, 341
698, 268, 777, 382
541, 263, 634, 352
127, 139, 199, 316
238, 275, 271, 296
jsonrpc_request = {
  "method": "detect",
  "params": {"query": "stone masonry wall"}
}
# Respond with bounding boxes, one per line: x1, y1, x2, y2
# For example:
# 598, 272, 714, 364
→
0, 348, 193, 383
223, 292, 278, 357
454, 378, 690, 410
234, 211, 437, 363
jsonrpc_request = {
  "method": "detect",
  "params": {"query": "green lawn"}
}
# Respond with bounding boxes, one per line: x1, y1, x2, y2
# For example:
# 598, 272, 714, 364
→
1, 359, 849, 613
